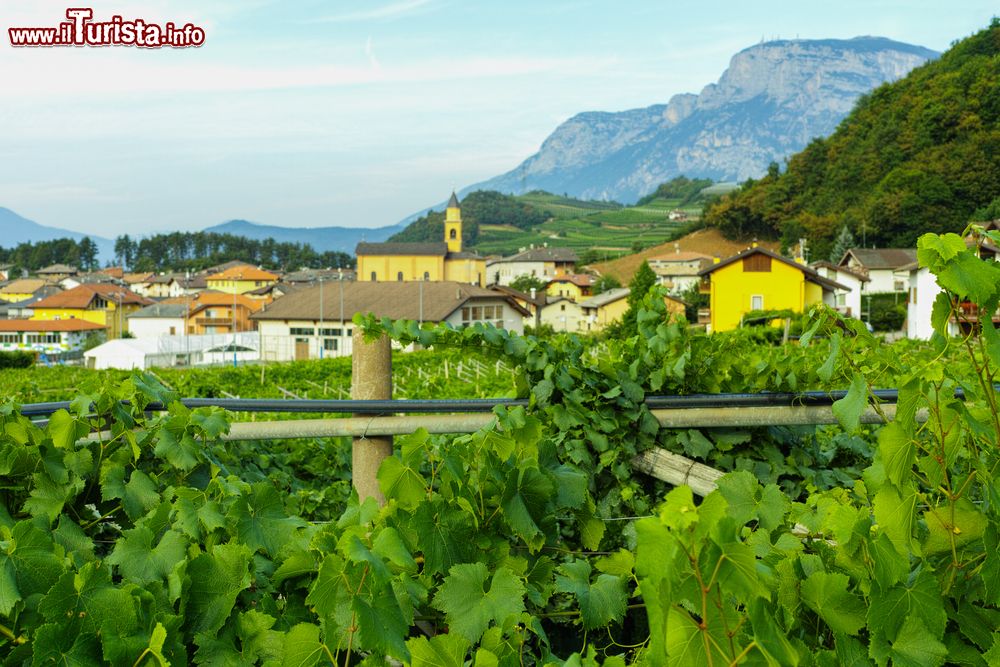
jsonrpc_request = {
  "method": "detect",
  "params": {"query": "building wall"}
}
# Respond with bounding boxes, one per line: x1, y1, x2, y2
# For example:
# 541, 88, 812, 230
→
546, 281, 587, 302
128, 317, 185, 338
861, 268, 905, 294
32, 303, 143, 338
188, 305, 256, 335
539, 300, 585, 332
357, 255, 445, 282
490, 260, 558, 286
256, 319, 357, 362
907, 268, 941, 340
708, 259, 809, 332
443, 299, 525, 335
0, 292, 36, 303
0, 330, 92, 355
443, 259, 486, 286
206, 278, 276, 295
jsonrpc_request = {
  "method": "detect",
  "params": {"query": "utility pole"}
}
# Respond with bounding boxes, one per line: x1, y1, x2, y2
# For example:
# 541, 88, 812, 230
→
319, 276, 325, 359
232, 274, 240, 368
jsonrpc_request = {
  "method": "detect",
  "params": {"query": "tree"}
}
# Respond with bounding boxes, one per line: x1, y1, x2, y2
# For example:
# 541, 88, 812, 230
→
114, 235, 136, 269
510, 275, 548, 294
592, 275, 621, 295
78, 237, 98, 271
618, 261, 658, 335
828, 225, 856, 263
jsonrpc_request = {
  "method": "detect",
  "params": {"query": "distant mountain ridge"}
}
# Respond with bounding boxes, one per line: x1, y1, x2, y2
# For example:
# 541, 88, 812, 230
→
203, 219, 407, 254
0, 207, 114, 262
464, 36, 938, 204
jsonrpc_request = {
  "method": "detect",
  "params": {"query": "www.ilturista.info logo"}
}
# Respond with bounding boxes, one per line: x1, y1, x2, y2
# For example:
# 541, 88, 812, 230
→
8, 8, 205, 48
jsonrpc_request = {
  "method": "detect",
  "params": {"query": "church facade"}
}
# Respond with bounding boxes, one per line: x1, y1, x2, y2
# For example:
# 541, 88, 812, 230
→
356, 192, 487, 286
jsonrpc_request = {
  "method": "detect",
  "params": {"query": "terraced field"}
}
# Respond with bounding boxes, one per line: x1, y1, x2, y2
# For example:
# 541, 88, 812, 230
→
473, 192, 701, 258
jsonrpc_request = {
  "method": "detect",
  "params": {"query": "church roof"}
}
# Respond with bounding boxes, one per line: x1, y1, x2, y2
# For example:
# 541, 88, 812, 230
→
447, 191, 460, 208
356, 242, 449, 257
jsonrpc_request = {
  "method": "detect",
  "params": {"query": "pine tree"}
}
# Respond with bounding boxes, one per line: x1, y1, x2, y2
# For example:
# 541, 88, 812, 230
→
828, 225, 856, 263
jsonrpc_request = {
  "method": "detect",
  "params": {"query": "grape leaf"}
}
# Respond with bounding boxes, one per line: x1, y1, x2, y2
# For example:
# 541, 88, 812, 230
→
800, 571, 866, 636
432, 563, 525, 643
554, 559, 627, 630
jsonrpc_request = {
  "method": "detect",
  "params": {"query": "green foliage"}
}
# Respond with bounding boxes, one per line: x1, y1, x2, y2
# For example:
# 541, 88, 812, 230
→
0, 351, 33, 369
828, 224, 856, 263
864, 293, 908, 331
592, 275, 622, 295
635, 176, 715, 207
704, 21, 1000, 251
4, 229, 1000, 663
510, 274, 549, 294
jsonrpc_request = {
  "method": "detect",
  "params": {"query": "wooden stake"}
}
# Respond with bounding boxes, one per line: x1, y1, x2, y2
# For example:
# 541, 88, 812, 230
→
351, 329, 393, 505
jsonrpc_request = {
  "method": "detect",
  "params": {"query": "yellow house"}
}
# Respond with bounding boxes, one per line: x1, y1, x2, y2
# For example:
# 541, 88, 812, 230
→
698, 247, 848, 333
0, 279, 51, 303
31, 283, 153, 338
545, 274, 596, 302
579, 287, 687, 332
205, 265, 279, 295
356, 192, 486, 286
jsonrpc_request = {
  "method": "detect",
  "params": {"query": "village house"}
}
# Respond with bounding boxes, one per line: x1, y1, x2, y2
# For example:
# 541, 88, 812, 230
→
126, 303, 190, 338
0, 278, 57, 303
699, 246, 848, 333
181, 290, 264, 335
546, 274, 596, 301
250, 280, 528, 361
355, 193, 487, 286
0, 319, 106, 356
205, 265, 280, 295
30, 283, 152, 338
538, 296, 586, 332
809, 261, 869, 319
487, 246, 577, 286
35, 263, 78, 281
837, 248, 917, 294
647, 247, 712, 293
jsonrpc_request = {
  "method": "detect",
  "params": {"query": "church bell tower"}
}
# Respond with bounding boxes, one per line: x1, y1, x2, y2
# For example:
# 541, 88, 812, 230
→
444, 191, 462, 253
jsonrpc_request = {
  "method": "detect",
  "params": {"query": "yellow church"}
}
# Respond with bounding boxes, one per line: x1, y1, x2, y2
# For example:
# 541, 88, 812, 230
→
356, 192, 486, 286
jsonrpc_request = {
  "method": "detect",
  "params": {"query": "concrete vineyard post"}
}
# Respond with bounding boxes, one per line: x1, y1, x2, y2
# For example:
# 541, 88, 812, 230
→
351, 328, 393, 505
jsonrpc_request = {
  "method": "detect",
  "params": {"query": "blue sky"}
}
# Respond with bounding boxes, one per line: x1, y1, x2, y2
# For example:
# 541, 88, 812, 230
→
0, 0, 995, 238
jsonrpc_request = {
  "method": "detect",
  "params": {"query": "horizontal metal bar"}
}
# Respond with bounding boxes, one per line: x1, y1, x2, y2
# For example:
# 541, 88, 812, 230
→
19, 389, 919, 419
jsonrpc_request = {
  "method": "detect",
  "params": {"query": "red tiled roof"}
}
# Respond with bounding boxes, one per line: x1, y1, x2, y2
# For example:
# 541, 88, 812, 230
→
32, 284, 152, 309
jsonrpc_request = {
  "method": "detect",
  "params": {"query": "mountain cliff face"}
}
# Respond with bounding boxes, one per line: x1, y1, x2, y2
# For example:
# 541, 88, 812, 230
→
471, 37, 937, 203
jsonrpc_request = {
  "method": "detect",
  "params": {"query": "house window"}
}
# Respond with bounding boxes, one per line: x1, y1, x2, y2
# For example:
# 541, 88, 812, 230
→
26, 333, 60, 344
450, 229, 457, 240
751, 295, 764, 310
397, 272, 404, 282
423, 271, 430, 280
169, 326, 176, 335
0, 333, 20, 344
743, 255, 772, 272
319, 328, 339, 336
836, 294, 846, 307
290, 327, 315, 336
560, 304, 565, 311
323, 339, 337, 352
370, 271, 377, 281
894, 280, 905, 291
461, 304, 504, 328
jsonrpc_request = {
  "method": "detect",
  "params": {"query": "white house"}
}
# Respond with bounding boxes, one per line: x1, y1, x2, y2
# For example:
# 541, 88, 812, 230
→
647, 247, 712, 294
487, 247, 577, 286
250, 281, 529, 362
143, 274, 186, 299
84, 332, 260, 369
810, 261, 868, 319
127, 302, 189, 338
838, 248, 917, 294
0, 319, 106, 356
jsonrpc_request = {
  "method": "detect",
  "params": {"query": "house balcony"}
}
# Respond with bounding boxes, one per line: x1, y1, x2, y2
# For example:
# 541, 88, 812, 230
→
196, 317, 235, 328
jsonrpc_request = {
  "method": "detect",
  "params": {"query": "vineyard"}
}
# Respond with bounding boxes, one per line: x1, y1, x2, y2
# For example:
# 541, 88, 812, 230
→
2, 229, 1000, 665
